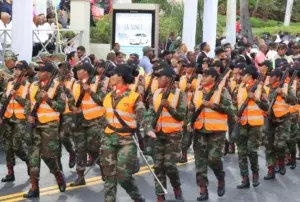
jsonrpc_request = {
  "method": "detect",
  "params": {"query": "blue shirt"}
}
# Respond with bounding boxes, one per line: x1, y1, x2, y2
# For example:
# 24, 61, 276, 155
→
139, 56, 153, 74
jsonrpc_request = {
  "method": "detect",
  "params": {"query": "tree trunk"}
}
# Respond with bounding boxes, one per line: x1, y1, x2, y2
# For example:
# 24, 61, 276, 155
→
251, 0, 260, 17
284, 0, 294, 26
240, 0, 253, 43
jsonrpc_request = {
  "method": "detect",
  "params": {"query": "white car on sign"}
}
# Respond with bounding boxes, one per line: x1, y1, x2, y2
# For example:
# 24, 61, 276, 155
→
129, 33, 148, 45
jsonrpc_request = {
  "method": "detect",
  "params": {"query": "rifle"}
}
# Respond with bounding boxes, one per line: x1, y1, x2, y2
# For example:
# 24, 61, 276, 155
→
27, 68, 58, 133
267, 68, 289, 114
230, 73, 265, 139
0, 69, 26, 120
289, 70, 298, 86
144, 73, 155, 104
190, 68, 231, 128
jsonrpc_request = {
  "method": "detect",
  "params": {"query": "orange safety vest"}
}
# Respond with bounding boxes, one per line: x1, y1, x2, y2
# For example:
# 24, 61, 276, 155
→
237, 84, 264, 126
145, 74, 158, 94
73, 76, 105, 120
229, 78, 237, 94
63, 78, 75, 114
179, 75, 194, 104
29, 80, 60, 123
193, 86, 228, 131
103, 90, 139, 136
153, 88, 183, 133
289, 80, 298, 113
264, 83, 289, 118
4, 81, 30, 120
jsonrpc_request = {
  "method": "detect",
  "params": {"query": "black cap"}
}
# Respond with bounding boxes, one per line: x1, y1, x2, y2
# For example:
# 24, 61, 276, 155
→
156, 63, 176, 78
15, 60, 29, 70
269, 70, 283, 78
75, 63, 93, 73
95, 60, 106, 68
130, 53, 139, 59
244, 66, 259, 79
109, 64, 133, 77
235, 62, 246, 69
259, 60, 273, 69
203, 68, 218, 78
213, 60, 223, 68
178, 56, 189, 67
215, 47, 226, 55
275, 58, 288, 69
35, 62, 55, 73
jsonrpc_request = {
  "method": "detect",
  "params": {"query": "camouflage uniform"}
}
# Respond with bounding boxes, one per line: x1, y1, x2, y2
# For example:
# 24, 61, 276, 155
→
1, 80, 30, 182
187, 87, 234, 197
264, 85, 296, 177
144, 88, 186, 197
232, 85, 268, 178
24, 79, 66, 197
101, 89, 147, 202
68, 76, 106, 184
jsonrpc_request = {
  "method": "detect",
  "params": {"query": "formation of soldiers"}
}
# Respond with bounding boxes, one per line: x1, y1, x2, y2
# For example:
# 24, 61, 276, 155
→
0, 40, 300, 202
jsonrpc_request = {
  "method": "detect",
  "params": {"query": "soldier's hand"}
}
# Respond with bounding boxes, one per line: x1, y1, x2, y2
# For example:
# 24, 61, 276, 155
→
161, 99, 170, 108
234, 116, 240, 123
187, 123, 194, 132
248, 92, 255, 100
147, 131, 157, 139
187, 83, 192, 89
28, 116, 35, 123
39, 90, 48, 100
82, 84, 91, 93
276, 88, 283, 96
10, 89, 16, 96
203, 101, 213, 108
71, 107, 81, 114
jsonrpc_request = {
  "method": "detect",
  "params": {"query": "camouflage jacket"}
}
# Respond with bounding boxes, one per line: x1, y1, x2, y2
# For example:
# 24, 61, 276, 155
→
144, 88, 187, 135
187, 87, 235, 133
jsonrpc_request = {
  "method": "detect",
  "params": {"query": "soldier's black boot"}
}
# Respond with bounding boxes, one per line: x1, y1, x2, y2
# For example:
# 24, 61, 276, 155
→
274, 159, 279, 173
23, 179, 40, 198
174, 187, 184, 200
197, 186, 209, 201
264, 166, 275, 180
156, 195, 166, 202
228, 143, 235, 154
179, 151, 188, 163
26, 162, 30, 176
237, 176, 250, 189
217, 179, 226, 197
86, 155, 93, 167
252, 173, 260, 187
69, 151, 76, 169
224, 141, 229, 156
290, 154, 297, 169
70, 171, 86, 187
134, 196, 145, 202
279, 158, 286, 175
133, 160, 140, 174
1, 166, 15, 182
55, 171, 66, 192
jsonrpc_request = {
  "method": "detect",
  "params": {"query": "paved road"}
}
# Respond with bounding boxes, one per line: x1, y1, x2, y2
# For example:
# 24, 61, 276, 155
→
1, 148, 300, 202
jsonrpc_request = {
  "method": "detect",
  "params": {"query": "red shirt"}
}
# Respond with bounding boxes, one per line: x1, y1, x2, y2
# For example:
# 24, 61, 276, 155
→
236, 22, 241, 33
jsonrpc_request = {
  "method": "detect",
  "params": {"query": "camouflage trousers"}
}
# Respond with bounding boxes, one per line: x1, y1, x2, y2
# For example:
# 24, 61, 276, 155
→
4, 121, 28, 167
101, 139, 143, 202
235, 125, 260, 177
28, 122, 61, 180
73, 123, 102, 172
153, 132, 182, 195
264, 119, 290, 166
287, 117, 299, 156
193, 132, 225, 186
59, 115, 74, 154
0, 124, 5, 151
181, 126, 193, 152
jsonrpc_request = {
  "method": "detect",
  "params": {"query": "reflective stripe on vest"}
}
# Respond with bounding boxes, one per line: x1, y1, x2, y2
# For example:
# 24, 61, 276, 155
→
29, 81, 60, 123
73, 76, 105, 120
237, 84, 264, 126
230, 78, 237, 94
193, 86, 228, 131
267, 83, 289, 118
4, 81, 30, 119
63, 78, 75, 114
103, 90, 139, 136
153, 88, 183, 133
145, 74, 158, 94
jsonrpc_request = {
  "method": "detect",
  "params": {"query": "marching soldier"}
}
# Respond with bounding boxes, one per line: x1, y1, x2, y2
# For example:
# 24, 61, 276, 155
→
187, 68, 235, 201
263, 69, 297, 180
57, 62, 76, 169
233, 67, 269, 189
0, 61, 31, 182
145, 63, 186, 202
69, 63, 105, 186
101, 64, 147, 202
24, 62, 66, 198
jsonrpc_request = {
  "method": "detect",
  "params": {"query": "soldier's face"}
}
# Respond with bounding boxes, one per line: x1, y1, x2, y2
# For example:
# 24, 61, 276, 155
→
38, 71, 50, 81
269, 76, 280, 85
202, 74, 215, 86
5, 59, 15, 69
158, 75, 170, 88
14, 68, 23, 78
109, 74, 122, 87
77, 69, 88, 81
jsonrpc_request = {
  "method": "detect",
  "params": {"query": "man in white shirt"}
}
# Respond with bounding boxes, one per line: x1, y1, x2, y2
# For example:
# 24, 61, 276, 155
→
0, 12, 12, 45
37, 13, 54, 44
266, 42, 277, 60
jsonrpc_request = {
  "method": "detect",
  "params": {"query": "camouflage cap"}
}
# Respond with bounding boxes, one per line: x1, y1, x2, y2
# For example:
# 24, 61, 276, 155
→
32, 56, 43, 63
39, 52, 53, 58
53, 53, 66, 61
4, 50, 18, 61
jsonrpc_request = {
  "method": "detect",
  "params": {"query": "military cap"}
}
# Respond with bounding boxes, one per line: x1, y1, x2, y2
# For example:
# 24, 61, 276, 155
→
32, 56, 43, 63
156, 63, 176, 78
4, 50, 18, 61
15, 60, 29, 70
269, 70, 283, 78
35, 62, 56, 73
39, 52, 53, 58
203, 68, 218, 78
53, 53, 66, 61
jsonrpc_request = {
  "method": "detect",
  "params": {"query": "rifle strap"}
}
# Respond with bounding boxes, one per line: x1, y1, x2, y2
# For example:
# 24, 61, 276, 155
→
110, 95, 137, 133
